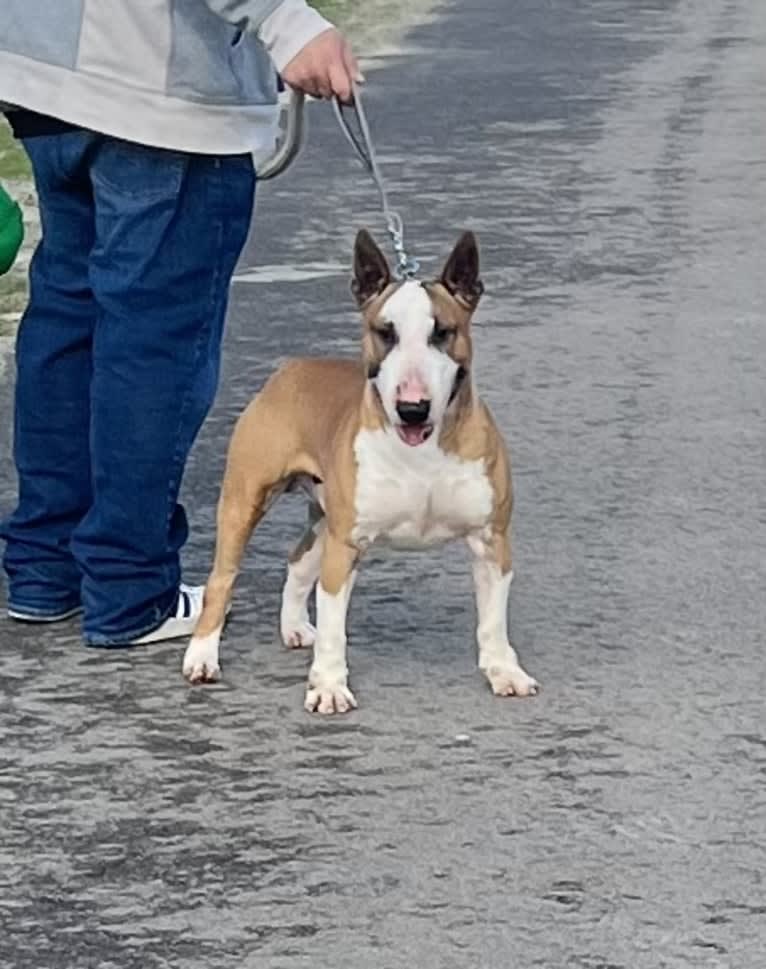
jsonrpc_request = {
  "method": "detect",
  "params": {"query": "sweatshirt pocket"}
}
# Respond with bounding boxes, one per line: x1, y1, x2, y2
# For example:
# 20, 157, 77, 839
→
167, 4, 275, 106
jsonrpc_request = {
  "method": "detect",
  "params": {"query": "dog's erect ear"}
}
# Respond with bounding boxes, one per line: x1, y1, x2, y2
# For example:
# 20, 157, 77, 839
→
352, 229, 391, 307
440, 231, 484, 310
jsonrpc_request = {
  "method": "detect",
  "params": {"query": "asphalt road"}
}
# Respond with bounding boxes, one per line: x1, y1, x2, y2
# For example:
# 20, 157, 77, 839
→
1, 1, 765, 967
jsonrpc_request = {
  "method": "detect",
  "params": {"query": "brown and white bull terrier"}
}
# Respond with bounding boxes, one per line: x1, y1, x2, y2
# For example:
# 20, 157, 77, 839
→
182, 229, 539, 714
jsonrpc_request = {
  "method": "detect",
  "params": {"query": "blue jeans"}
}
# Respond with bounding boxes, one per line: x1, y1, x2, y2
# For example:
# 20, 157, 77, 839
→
0, 132, 255, 644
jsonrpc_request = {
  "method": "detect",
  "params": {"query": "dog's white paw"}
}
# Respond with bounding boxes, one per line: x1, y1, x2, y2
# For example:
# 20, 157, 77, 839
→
183, 632, 221, 684
304, 681, 357, 715
484, 664, 539, 698
281, 620, 316, 649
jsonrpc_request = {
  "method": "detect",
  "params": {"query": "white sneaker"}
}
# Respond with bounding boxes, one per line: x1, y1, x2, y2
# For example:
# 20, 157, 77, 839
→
130, 583, 205, 645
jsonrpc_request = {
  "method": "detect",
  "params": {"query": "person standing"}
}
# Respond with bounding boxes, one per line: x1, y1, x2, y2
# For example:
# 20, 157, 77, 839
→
0, 1, 360, 645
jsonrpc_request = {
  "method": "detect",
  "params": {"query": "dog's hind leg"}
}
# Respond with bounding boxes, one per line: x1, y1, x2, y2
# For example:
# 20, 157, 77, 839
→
183, 403, 291, 684
182, 472, 276, 684
280, 502, 325, 649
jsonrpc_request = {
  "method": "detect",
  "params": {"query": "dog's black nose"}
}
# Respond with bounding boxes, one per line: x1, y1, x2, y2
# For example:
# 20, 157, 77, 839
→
396, 399, 431, 425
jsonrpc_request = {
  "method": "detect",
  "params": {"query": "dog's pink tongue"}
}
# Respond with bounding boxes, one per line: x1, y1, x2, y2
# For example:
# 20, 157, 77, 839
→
400, 425, 429, 447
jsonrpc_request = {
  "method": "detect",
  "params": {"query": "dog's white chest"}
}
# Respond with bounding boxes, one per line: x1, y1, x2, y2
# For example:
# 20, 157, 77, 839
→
352, 429, 494, 549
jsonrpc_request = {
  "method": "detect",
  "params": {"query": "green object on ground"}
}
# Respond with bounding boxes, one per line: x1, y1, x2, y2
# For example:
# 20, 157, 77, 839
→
0, 182, 24, 274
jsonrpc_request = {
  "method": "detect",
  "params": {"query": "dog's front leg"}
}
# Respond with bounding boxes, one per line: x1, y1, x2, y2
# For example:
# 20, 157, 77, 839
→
304, 533, 358, 715
468, 533, 539, 698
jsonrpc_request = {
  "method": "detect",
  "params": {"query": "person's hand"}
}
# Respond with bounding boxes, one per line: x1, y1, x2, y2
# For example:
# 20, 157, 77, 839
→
281, 28, 363, 103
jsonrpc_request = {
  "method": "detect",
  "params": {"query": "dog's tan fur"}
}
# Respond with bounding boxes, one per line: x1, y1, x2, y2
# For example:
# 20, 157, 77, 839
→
185, 230, 537, 711
194, 349, 509, 636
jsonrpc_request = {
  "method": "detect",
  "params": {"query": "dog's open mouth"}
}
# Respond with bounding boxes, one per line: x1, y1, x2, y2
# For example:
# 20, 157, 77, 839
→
396, 423, 434, 447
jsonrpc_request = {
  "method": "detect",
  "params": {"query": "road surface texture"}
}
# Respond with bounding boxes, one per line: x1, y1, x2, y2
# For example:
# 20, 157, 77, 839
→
1, 1, 765, 967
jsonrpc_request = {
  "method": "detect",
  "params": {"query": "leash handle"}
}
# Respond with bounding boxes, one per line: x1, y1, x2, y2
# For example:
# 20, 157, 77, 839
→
257, 84, 306, 181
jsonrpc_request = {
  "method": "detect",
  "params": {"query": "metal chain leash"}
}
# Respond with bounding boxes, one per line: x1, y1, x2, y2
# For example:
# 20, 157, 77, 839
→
332, 86, 420, 280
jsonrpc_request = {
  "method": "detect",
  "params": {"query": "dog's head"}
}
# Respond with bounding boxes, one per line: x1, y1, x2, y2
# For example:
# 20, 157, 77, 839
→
352, 230, 484, 447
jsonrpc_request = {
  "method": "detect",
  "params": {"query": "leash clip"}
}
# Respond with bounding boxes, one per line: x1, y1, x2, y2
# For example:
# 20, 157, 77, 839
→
386, 211, 420, 280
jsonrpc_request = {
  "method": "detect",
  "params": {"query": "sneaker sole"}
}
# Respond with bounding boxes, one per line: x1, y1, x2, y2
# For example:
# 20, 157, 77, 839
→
129, 616, 200, 646
7, 606, 83, 623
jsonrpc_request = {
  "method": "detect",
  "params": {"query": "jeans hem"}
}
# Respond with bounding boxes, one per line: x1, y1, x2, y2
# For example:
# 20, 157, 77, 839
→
83, 597, 177, 649
7, 598, 82, 619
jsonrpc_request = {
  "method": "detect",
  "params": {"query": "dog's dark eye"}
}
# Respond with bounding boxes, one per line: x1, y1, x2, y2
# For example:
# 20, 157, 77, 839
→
375, 323, 398, 348
430, 321, 453, 347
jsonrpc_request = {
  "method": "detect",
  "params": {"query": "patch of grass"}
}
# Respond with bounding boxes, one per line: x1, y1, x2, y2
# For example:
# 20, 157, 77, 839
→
0, 274, 27, 335
0, 119, 30, 180
313, 1, 354, 23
